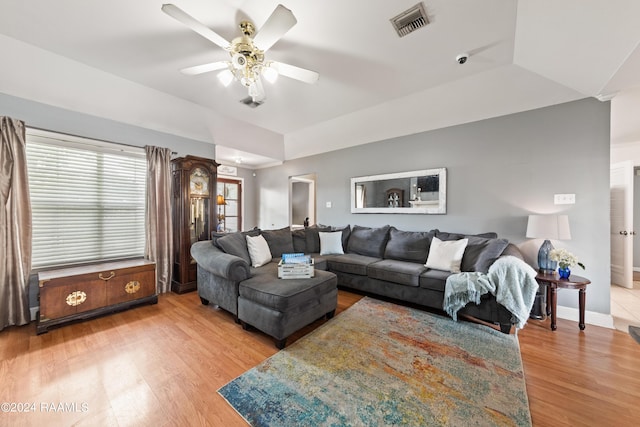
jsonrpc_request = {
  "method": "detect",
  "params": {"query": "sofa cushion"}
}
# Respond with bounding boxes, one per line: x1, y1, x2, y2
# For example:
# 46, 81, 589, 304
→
501, 243, 524, 260
319, 231, 345, 255
292, 229, 307, 253
239, 266, 337, 312
368, 259, 427, 287
461, 236, 510, 273
327, 253, 381, 276
331, 225, 351, 251
305, 225, 331, 253
384, 227, 435, 263
211, 231, 226, 248
347, 225, 390, 258
419, 269, 452, 292
261, 227, 294, 258
216, 230, 259, 264
436, 230, 498, 240
425, 237, 468, 273
246, 234, 272, 267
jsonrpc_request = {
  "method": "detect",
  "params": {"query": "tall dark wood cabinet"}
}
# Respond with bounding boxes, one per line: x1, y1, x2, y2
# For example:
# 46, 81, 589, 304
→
171, 155, 219, 293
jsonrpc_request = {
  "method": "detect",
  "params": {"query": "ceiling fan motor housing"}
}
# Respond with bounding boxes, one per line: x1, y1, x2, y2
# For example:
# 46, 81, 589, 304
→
229, 29, 265, 85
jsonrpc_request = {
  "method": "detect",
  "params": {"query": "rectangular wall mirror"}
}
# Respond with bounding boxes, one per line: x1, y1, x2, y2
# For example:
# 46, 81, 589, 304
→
351, 168, 447, 214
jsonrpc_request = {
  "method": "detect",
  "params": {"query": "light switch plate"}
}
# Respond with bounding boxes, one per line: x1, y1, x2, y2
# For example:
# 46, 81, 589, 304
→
326, 201, 332, 208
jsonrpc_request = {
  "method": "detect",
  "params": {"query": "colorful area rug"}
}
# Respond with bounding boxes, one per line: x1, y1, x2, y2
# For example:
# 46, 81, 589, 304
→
219, 297, 532, 426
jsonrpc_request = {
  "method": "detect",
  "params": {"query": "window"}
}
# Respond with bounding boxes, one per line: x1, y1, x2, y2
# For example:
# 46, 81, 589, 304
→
26, 129, 146, 269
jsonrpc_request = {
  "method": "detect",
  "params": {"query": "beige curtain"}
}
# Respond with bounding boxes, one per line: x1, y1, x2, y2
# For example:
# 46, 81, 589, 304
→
145, 146, 173, 294
0, 117, 31, 330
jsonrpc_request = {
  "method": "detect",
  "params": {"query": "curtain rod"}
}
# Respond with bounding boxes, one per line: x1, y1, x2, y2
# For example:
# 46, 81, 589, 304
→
26, 125, 178, 155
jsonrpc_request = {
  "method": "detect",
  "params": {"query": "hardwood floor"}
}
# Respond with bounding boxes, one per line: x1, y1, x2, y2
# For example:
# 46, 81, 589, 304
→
1, 290, 639, 426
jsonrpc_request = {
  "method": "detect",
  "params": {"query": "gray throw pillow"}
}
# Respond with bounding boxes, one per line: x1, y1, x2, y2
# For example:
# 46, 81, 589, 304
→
436, 230, 498, 241
461, 236, 509, 273
210, 231, 225, 248
332, 225, 351, 251
292, 229, 307, 253
347, 225, 391, 258
216, 229, 260, 264
261, 227, 294, 258
384, 227, 435, 263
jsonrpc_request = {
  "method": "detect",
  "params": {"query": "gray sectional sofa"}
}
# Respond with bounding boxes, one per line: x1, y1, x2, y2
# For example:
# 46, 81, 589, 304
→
190, 224, 525, 346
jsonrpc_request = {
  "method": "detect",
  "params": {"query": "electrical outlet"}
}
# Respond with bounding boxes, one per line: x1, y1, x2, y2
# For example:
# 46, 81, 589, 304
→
554, 194, 576, 205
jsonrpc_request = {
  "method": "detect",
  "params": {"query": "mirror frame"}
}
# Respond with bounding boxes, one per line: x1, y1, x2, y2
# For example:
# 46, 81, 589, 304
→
350, 168, 447, 214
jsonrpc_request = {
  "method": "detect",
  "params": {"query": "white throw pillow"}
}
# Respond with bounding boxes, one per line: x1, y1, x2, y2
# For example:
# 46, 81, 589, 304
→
319, 231, 345, 255
246, 234, 272, 267
425, 237, 469, 273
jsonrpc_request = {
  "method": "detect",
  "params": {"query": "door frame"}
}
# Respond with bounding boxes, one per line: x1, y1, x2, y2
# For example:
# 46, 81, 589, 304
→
289, 174, 316, 228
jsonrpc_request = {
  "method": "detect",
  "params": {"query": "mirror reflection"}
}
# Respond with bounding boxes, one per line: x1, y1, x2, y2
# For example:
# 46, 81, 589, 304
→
351, 168, 446, 214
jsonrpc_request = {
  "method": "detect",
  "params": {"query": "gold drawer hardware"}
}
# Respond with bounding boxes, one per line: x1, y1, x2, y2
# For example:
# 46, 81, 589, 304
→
99, 271, 115, 281
125, 281, 141, 294
66, 291, 87, 307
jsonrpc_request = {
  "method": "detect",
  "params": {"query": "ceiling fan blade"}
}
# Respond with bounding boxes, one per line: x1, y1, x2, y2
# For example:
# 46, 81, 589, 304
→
180, 61, 229, 76
252, 4, 297, 52
271, 61, 319, 84
162, 4, 229, 49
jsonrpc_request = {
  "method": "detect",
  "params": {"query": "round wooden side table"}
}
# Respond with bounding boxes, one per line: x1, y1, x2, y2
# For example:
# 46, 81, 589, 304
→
535, 272, 591, 331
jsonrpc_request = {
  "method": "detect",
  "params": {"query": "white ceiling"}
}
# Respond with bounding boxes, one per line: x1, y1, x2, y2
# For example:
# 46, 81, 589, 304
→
1, 0, 640, 167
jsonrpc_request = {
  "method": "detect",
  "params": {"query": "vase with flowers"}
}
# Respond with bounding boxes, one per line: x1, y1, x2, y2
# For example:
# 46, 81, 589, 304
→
549, 248, 585, 279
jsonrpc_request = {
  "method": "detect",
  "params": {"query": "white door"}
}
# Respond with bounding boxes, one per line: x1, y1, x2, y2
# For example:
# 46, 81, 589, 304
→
610, 161, 634, 288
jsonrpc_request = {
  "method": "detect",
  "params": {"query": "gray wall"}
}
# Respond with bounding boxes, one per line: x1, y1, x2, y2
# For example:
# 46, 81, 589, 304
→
0, 93, 216, 158
236, 168, 259, 230
255, 98, 611, 315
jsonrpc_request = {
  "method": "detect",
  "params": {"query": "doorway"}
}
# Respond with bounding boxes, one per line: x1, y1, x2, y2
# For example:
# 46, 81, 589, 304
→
610, 161, 634, 288
217, 177, 242, 232
610, 161, 640, 332
290, 174, 316, 229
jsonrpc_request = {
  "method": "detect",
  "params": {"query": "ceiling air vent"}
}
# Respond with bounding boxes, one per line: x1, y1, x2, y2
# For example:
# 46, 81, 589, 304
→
390, 2, 429, 38
240, 96, 264, 108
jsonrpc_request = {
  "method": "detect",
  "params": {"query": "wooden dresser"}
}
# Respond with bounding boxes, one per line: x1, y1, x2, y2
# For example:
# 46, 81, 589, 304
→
37, 259, 158, 334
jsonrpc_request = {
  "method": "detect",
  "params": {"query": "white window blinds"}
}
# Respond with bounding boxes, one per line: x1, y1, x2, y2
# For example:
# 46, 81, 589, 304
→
26, 129, 146, 269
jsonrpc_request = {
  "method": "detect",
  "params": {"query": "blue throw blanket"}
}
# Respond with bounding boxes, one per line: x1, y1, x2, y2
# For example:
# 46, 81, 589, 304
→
444, 256, 539, 329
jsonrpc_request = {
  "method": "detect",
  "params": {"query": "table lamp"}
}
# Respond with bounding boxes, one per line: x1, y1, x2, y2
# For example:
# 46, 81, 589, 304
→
216, 194, 226, 231
526, 214, 571, 274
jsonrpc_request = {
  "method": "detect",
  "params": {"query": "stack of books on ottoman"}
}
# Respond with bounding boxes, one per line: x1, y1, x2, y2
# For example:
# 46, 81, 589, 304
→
278, 253, 315, 279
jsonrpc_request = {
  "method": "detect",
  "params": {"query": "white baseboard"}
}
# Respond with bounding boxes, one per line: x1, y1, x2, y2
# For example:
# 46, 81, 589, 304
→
556, 305, 615, 329
31, 306, 39, 322
633, 267, 640, 273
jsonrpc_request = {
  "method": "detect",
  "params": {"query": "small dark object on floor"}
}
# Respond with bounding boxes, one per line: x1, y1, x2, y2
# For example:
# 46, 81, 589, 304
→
629, 325, 640, 345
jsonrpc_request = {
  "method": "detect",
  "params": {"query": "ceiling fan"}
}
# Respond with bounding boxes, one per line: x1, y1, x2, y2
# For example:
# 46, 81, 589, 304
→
162, 3, 319, 103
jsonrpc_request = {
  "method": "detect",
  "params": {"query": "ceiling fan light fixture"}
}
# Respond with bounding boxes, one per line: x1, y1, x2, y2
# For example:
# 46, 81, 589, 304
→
248, 78, 265, 101
217, 69, 234, 87
262, 66, 279, 84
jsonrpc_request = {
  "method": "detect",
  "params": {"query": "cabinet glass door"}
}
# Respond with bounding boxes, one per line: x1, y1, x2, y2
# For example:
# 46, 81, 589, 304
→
189, 167, 211, 243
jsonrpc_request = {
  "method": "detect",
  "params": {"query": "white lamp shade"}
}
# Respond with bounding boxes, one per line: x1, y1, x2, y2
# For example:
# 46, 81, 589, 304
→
217, 69, 234, 87
526, 214, 571, 240
262, 66, 279, 84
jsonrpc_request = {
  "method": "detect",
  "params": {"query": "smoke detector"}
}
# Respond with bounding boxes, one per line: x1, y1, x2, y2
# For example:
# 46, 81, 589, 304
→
390, 2, 429, 38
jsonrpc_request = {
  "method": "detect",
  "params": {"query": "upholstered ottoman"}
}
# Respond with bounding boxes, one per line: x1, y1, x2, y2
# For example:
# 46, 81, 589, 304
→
237, 265, 338, 349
